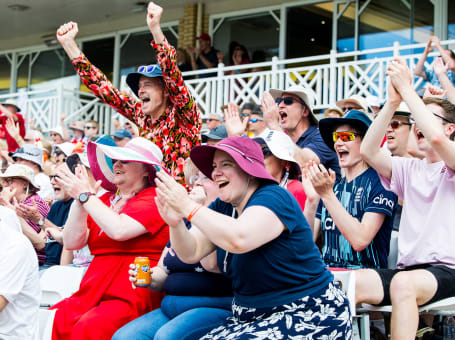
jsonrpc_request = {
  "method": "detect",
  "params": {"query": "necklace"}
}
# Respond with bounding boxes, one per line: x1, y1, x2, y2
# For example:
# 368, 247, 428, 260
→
223, 207, 237, 273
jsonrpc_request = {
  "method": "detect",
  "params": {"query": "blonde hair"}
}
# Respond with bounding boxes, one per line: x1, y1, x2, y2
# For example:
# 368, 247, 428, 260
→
183, 158, 200, 186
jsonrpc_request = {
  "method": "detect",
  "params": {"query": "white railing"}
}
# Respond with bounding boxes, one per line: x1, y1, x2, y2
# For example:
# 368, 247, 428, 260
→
1, 39, 454, 134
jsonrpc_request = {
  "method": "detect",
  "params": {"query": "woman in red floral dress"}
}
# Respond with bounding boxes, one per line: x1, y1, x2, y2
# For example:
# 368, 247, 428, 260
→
50, 137, 169, 340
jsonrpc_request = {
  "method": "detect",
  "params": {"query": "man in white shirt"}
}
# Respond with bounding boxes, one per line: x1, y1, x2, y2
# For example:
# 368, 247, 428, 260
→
0, 206, 40, 340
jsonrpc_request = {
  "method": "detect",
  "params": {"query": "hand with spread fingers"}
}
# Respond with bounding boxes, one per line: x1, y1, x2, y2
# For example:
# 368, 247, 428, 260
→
55, 164, 100, 201
307, 162, 336, 200
261, 91, 281, 130
224, 102, 248, 137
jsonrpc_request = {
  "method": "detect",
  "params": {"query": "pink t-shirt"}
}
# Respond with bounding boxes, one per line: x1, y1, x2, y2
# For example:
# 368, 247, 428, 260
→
379, 157, 455, 269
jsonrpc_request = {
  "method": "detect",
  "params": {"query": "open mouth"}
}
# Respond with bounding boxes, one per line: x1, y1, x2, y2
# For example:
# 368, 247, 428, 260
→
279, 111, 287, 122
336, 150, 349, 161
217, 180, 229, 189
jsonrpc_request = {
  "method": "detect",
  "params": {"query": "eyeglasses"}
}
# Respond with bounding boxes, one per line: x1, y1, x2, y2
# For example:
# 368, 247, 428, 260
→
207, 118, 219, 122
433, 112, 454, 124
275, 97, 304, 106
389, 120, 412, 129
84, 126, 97, 130
137, 64, 157, 73
341, 106, 362, 112
332, 131, 359, 142
249, 118, 263, 123
111, 159, 129, 165
49, 175, 60, 181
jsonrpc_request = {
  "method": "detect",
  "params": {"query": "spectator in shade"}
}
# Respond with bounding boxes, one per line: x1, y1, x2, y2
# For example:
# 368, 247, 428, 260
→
202, 125, 228, 146
13, 145, 54, 202
176, 48, 192, 72
0, 206, 40, 340
0, 164, 50, 266
48, 127, 66, 145
187, 33, 219, 78
227, 43, 250, 75
310, 110, 397, 269
0, 99, 26, 153
262, 85, 341, 179
357, 58, 455, 339
69, 121, 86, 144
414, 36, 455, 87
84, 120, 99, 141
336, 94, 372, 116
324, 106, 344, 118
112, 129, 132, 147
56, 3, 200, 183
205, 113, 222, 131
152, 136, 351, 338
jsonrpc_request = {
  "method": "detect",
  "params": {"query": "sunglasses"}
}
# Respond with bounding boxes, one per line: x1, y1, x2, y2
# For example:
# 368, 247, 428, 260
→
137, 64, 157, 73
332, 131, 359, 142
84, 126, 97, 130
275, 97, 304, 106
433, 112, 454, 124
249, 118, 263, 123
341, 106, 362, 112
389, 120, 412, 129
49, 175, 60, 181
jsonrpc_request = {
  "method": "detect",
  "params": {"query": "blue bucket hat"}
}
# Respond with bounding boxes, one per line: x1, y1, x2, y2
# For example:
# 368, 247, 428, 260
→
319, 110, 372, 151
126, 64, 163, 97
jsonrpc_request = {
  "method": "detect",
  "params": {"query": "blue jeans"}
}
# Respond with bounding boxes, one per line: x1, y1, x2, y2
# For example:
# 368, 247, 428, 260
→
112, 295, 232, 340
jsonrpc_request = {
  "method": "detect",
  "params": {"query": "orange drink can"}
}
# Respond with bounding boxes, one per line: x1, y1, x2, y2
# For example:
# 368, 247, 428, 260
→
134, 257, 151, 287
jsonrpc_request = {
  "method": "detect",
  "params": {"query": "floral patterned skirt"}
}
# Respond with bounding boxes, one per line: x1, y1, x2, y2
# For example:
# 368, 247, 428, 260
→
199, 282, 352, 340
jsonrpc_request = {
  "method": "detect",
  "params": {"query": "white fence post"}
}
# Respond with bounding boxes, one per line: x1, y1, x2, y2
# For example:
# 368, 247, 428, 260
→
393, 41, 400, 57
329, 49, 337, 105
271, 56, 279, 90
216, 63, 224, 113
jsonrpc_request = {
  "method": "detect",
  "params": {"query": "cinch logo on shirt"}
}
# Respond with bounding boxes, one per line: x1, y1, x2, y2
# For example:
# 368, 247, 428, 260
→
373, 194, 394, 209
324, 217, 336, 231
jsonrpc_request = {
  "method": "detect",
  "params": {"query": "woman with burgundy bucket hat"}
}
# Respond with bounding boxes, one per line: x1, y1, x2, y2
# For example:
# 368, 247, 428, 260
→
154, 136, 352, 338
49, 137, 169, 340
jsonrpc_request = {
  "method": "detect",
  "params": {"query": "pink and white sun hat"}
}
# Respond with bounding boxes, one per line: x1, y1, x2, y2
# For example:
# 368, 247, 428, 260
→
87, 137, 163, 192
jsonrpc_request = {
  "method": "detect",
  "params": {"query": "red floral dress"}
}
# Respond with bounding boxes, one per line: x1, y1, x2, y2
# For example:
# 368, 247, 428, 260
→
72, 39, 201, 183
50, 188, 169, 340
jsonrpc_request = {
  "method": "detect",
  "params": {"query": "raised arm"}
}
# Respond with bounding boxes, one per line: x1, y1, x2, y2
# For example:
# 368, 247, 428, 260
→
360, 81, 400, 179
147, 3, 200, 127
414, 38, 433, 79
433, 57, 455, 104
389, 58, 455, 169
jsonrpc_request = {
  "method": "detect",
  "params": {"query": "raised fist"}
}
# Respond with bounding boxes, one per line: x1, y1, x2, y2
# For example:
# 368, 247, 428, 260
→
147, 2, 163, 31
56, 22, 79, 44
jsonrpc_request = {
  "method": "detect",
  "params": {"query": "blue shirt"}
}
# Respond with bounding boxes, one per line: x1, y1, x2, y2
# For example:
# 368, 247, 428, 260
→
45, 198, 74, 265
424, 66, 455, 87
163, 220, 232, 297
316, 167, 397, 269
210, 184, 333, 309
296, 125, 341, 179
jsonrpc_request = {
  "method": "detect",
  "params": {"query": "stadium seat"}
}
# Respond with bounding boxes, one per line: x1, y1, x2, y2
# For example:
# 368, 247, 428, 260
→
39, 309, 56, 340
40, 266, 85, 307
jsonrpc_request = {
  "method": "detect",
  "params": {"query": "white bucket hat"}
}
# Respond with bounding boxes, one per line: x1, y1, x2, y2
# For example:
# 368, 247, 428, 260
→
269, 85, 318, 126
336, 94, 372, 113
2, 99, 21, 112
253, 130, 301, 180
12, 144, 43, 171
0, 164, 40, 190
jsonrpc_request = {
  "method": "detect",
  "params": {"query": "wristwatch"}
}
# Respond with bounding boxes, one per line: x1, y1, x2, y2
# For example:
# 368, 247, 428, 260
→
37, 216, 45, 227
78, 192, 94, 205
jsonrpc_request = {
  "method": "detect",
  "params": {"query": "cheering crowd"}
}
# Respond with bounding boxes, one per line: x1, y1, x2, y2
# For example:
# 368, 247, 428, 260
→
1, 2, 455, 340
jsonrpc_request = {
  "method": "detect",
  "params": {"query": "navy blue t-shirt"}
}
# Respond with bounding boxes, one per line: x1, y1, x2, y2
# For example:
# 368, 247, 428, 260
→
296, 125, 341, 179
163, 220, 232, 297
197, 48, 219, 78
316, 167, 397, 269
45, 198, 74, 265
210, 184, 333, 309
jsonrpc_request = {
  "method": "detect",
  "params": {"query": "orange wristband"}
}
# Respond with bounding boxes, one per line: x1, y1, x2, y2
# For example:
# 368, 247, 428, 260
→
187, 205, 202, 221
